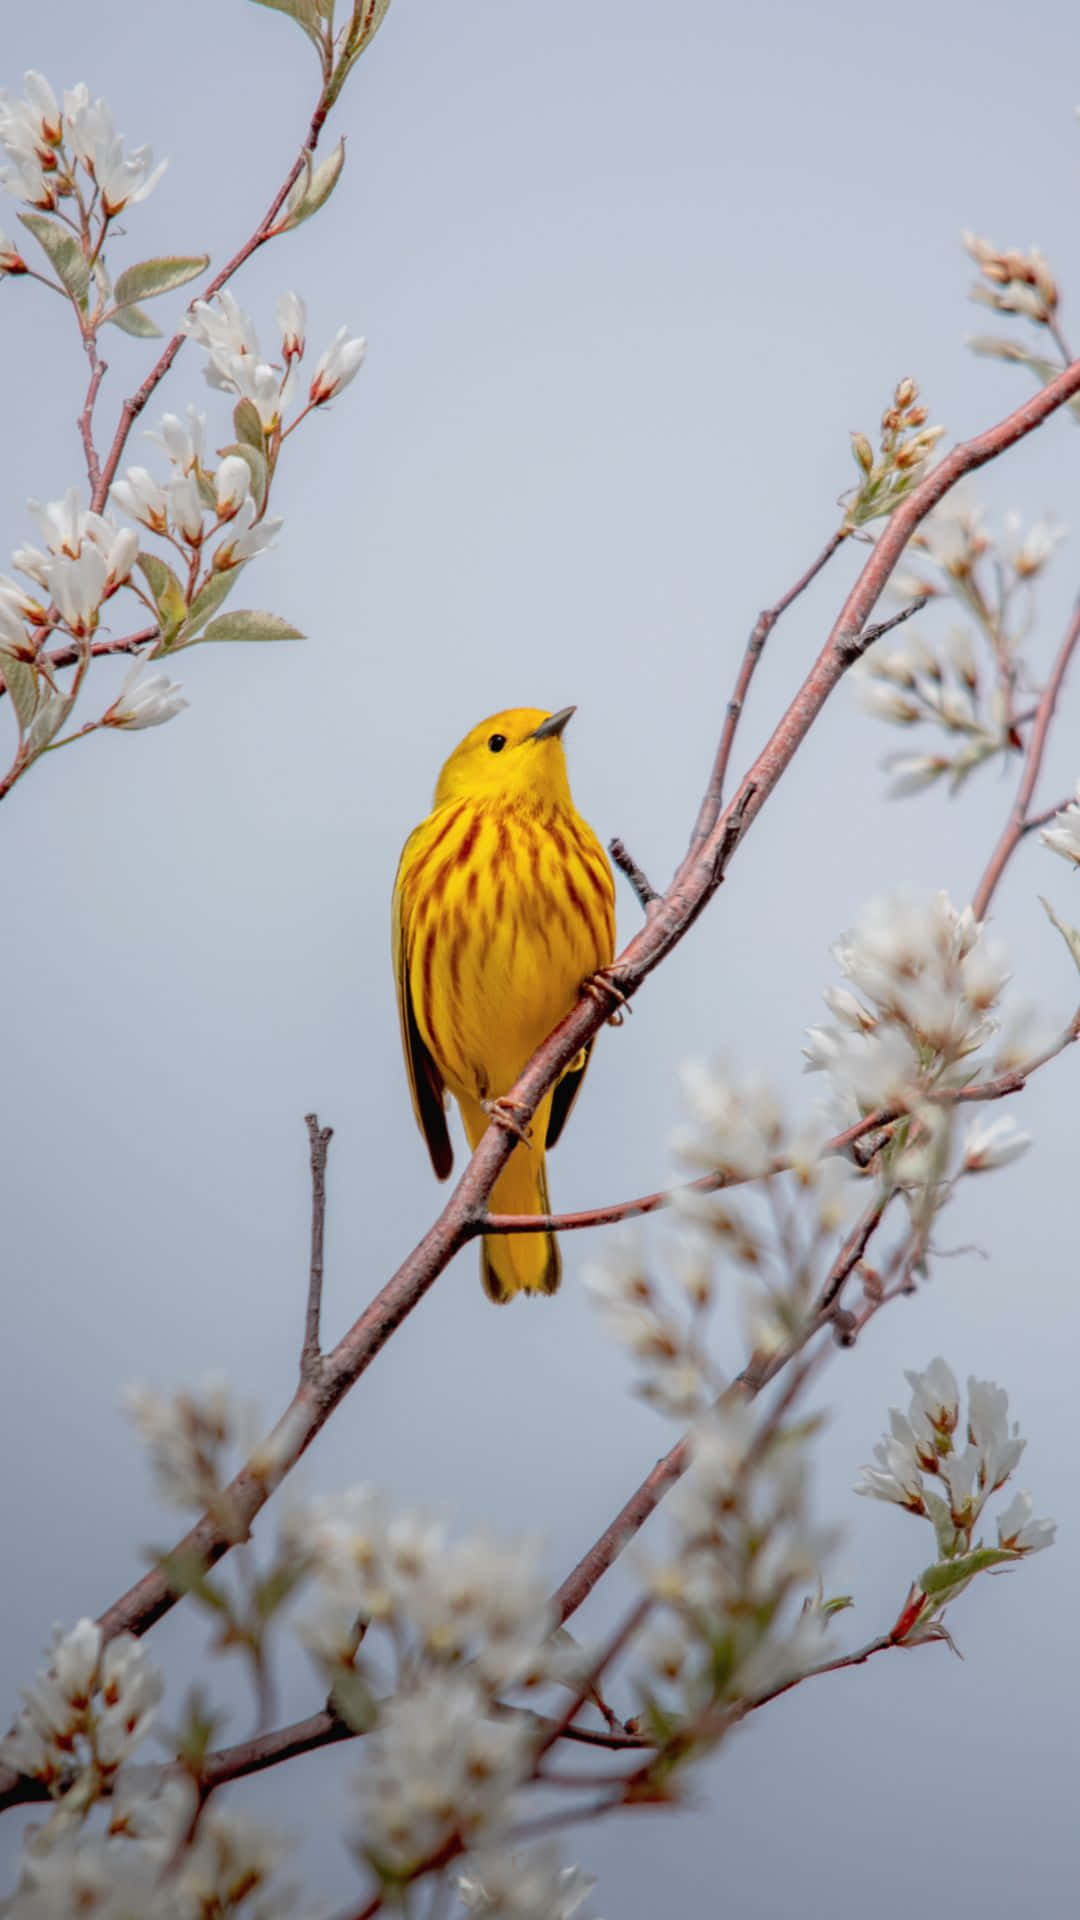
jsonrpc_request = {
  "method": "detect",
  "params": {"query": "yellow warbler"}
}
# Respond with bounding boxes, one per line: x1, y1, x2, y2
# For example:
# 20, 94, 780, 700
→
393, 707, 615, 1302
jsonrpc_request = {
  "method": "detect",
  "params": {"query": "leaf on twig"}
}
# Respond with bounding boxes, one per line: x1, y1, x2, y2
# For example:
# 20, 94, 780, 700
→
233, 399, 267, 457
276, 140, 346, 233
919, 1546, 1017, 1597
175, 569, 241, 647
0, 654, 39, 735
138, 553, 188, 647
25, 691, 74, 756
200, 610, 305, 644
246, 0, 326, 50
112, 254, 209, 308
1040, 895, 1080, 974
106, 302, 163, 338
18, 211, 90, 305
968, 335, 1080, 425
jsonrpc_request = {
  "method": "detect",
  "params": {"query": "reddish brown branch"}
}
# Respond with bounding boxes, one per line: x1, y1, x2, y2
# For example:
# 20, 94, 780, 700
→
971, 596, 1080, 919
0, 630, 160, 706
609, 836, 659, 910
301, 1114, 333, 1384
690, 526, 848, 846
79, 336, 107, 496
91, 89, 335, 513
3, 356, 1078, 1821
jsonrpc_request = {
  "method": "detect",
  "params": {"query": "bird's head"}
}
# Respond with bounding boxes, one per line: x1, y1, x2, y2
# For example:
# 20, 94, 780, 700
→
434, 706, 577, 808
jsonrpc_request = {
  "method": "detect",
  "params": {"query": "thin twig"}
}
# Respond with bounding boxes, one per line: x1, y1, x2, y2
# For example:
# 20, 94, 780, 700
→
301, 1114, 333, 1384
609, 837, 659, 910
971, 596, 1080, 918
691, 527, 848, 845
78, 335, 107, 496
91, 79, 336, 513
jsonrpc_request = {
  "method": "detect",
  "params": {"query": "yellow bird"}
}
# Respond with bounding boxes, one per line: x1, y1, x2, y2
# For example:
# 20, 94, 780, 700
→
392, 707, 616, 1302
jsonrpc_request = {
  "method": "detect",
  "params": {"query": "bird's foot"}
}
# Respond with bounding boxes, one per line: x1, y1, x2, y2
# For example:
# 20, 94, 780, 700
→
483, 1096, 534, 1146
582, 966, 631, 1026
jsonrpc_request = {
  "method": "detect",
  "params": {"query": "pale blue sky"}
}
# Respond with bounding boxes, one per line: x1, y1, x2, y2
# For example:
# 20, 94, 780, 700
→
2, 1, 1079, 1912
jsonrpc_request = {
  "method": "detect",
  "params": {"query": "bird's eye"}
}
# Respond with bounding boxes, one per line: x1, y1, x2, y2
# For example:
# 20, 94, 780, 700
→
487, 733, 507, 754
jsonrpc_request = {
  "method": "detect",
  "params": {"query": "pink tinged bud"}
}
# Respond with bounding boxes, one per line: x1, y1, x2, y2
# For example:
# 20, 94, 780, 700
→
0, 228, 26, 273
214, 455, 252, 519
309, 325, 367, 404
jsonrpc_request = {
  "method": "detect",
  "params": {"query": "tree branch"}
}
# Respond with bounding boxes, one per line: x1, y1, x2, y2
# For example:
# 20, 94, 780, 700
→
2, 357, 1076, 1799
90, 81, 337, 514
608, 837, 659, 911
971, 595, 1080, 918
301, 1114, 333, 1384
690, 526, 849, 846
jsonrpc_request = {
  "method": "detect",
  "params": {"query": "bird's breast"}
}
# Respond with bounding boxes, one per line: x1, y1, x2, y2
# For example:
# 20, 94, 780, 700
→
401, 800, 614, 1101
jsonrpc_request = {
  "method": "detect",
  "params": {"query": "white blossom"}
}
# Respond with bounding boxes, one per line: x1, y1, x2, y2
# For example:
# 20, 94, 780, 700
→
62, 87, 166, 213
350, 1674, 531, 1878
111, 466, 169, 533
1041, 783, 1080, 868
211, 495, 282, 569
182, 292, 290, 429
104, 664, 188, 732
167, 474, 204, 544
148, 407, 207, 476
309, 323, 367, 404
996, 1489, 1056, 1554
122, 1378, 232, 1506
962, 1113, 1032, 1172
966, 1376, 1025, 1492
0, 72, 62, 207
49, 544, 107, 635
213, 454, 251, 519
0, 1618, 163, 1792
458, 1847, 600, 1920
0, 224, 25, 272
673, 1060, 783, 1180
854, 1433, 927, 1513
277, 289, 306, 359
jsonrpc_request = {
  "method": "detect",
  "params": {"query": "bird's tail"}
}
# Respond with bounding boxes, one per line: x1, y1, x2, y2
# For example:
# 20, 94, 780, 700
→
460, 1092, 561, 1302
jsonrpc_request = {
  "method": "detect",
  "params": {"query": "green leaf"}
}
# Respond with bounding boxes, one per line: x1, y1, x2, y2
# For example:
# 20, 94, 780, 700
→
247, 0, 326, 48
175, 568, 240, 646
18, 211, 89, 305
327, 0, 392, 105
138, 553, 188, 646
219, 440, 267, 510
327, 1663, 377, 1734
233, 398, 267, 457
200, 610, 305, 644
113, 254, 209, 308
919, 1546, 1016, 1598
156, 1547, 231, 1612
923, 1487, 961, 1562
194, 469, 219, 512
0, 654, 39, 735
25, 691, 74, 755
1040, 895, 1080, 973
106, 301, 163, 338
277, 139, 346, 233
968, 336, 1080, 426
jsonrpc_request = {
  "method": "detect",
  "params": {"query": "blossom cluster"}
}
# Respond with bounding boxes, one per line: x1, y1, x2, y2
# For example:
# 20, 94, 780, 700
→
843, 376, 945, 530
1041, 782, 1080, 870
804, 890, 1011, 1121
0, 71, 165, 225
0, 1618, 162, 1795
859, 491, 1067, 797
856, 1358, 1054, 1642
458, 1846, 601, 1919
635, 1401, 834, 1738
963, 231, 1059, 328
3, 1774, 299, 1919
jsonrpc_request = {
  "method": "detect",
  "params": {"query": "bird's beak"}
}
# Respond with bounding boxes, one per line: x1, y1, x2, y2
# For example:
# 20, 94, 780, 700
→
527, 706, 576, 743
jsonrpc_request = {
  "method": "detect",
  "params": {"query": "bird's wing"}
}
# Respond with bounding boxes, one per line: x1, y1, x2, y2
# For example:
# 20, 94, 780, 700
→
545, 1040, 596, 1151
392, 853, 453, 1180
